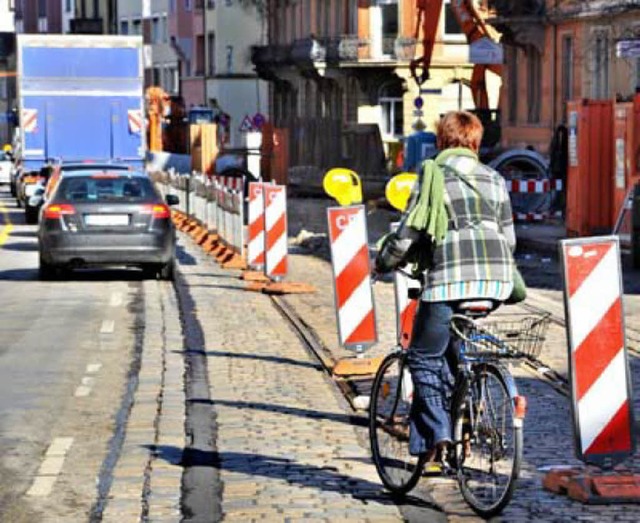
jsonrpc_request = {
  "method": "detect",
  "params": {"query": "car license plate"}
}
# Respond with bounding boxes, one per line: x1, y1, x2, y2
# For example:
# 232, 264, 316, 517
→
85, 214, 129, 227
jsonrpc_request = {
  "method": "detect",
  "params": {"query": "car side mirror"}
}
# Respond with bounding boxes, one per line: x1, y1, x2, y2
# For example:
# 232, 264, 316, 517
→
165, 194, 179, 206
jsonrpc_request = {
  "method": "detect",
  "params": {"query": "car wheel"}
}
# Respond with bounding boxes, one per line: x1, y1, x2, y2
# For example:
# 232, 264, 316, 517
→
25, 207, 38, 224
158, 259, 175, 281
39, 256, 57, 281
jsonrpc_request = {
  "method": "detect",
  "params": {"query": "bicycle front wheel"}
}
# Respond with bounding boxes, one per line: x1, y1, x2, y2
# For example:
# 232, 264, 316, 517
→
453, 364, 522, 517
369, 351, 426, 495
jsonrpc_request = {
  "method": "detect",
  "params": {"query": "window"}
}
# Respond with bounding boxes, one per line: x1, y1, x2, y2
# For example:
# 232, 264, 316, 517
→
185, 0, 192, 11
37, 0, 46, 17
507, 46, 518, 124
170, 0, 176, 13
561, 35, 573, 108
152, 18, 161, 43
592, 31, 610, 99
226, 45, 233, 74
132, 19, 141, 36
370, 0, 398, 57
196, 35, 205, 76
120, 19, 128, 35
527, 45, 541, 124
379, 82, 404, 137
207, 32, 216, 75
444, 0, 463, 39
65, 0, 72, 13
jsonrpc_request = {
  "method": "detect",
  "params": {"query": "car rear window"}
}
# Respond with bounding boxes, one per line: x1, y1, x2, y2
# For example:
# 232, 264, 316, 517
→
57, 176, 156, 203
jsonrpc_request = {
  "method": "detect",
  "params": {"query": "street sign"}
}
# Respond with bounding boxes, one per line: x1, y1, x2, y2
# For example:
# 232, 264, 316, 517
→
617, 39, 640, 58
239, 114, 253, 133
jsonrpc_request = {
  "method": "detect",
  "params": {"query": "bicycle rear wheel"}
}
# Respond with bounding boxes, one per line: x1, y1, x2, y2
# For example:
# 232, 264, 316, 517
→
369, 351, 426, 494
453, 364, 522, 517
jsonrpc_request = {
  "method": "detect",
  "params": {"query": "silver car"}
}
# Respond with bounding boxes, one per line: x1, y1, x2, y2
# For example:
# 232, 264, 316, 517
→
38, 169, 178, 280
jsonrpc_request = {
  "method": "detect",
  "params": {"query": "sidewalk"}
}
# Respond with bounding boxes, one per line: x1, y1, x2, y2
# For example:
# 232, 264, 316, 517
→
176, 239, 409, 521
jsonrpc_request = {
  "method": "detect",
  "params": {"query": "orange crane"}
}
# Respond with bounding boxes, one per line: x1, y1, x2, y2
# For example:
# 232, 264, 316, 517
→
410, 0, 502, 110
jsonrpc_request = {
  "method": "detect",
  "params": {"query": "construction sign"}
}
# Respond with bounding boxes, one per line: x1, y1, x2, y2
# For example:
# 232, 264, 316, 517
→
327, 205, 377, 351
560, 236, 635, 468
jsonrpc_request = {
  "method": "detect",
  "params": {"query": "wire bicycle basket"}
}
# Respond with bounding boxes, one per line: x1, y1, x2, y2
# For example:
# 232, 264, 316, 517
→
453, 312, 551, 360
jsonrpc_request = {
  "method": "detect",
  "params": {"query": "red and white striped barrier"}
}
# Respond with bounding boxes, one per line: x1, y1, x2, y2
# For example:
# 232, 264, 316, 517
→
263, 184, 287, 279
327, 205, 377, 350
390, 223, 420, 349
560, 236, 634, 467
216, 175, 243, 191
247, 182, 265, 270
506, 179, 563, 193
22, 108, 38, 133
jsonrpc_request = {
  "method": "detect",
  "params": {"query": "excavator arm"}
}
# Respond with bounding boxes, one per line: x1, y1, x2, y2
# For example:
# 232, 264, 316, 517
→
411, 0, 501, 110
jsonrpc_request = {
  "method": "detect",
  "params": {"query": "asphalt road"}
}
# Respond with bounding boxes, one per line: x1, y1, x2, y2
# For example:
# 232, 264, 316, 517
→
0, 186, 145, 521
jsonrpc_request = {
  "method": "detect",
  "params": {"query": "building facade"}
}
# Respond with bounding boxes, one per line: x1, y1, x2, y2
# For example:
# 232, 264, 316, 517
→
118, 0, 179, 94
493, 0, 640, 153
204, 0, 268, 147
168, 0, 206, 109
252, 0, 500, 178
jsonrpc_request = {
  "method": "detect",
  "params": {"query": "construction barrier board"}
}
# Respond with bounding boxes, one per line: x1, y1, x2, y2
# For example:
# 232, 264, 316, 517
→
390, 222, 420, 349
327, 205, 377, 351
560, 236, 635, 468
248, 182, 266, 269
263, 184, 288, 279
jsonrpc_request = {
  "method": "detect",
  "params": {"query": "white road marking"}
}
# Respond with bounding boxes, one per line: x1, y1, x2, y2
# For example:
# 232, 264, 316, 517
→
26, 437, 74, 497
109, 292, 123, 307
86, 363, 102, 374
45, 437, 74, 457
74, 386, 91, 397
100, 320, 115, 334
81, 376, 95, 387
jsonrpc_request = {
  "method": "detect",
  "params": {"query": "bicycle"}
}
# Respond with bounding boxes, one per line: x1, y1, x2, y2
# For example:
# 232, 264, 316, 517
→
369, 287, 550, 517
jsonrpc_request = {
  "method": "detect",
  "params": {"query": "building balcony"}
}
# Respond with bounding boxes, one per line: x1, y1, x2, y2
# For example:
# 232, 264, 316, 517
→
70, 18, 103, 34
250, 44, 292, 82
358, 36, 417, 62
489, 0, 545, 18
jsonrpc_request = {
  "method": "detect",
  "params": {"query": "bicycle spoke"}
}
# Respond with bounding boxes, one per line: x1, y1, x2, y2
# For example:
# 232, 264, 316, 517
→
455, 366, 522, 517
369, 353, 425, 494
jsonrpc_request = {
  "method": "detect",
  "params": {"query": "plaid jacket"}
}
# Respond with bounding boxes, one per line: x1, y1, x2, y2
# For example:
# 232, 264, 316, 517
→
418, 152, 516, 302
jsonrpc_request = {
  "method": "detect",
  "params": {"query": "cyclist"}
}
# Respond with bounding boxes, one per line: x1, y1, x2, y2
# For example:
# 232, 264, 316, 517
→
375, 111, 516, 466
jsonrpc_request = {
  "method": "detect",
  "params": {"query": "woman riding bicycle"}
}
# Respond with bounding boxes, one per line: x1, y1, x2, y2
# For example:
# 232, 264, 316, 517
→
375, 111, 516, 466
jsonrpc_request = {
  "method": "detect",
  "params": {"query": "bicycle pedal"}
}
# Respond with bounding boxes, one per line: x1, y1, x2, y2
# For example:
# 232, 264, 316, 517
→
422, 462, 443, 477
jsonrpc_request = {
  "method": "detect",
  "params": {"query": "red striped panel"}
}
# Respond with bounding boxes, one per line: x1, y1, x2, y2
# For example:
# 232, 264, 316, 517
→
585, 400, 633, 455
328, 207, 361, 242
271, 256, 287, 277
335, 245, 369, 309
574, 299, 624, 399
345, 310, 376, 345
248, 217, 264, 238
265, 214, 286, 251
400, 299, 418, 349
566, 242, 613, 296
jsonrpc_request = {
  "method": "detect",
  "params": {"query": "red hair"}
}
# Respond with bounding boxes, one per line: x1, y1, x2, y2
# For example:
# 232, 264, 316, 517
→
436, 111, 484, 153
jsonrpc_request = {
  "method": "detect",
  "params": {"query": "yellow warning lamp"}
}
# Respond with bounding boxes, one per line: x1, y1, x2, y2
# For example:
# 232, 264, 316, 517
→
323, 168, 363, 206
385, 172, 418, 212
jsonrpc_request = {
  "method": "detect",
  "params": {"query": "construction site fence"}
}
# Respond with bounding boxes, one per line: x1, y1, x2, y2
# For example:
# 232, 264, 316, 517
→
152, 170, 245, 259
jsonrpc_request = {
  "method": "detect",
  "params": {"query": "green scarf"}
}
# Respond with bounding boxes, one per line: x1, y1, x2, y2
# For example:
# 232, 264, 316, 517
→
405, 147, 478, 244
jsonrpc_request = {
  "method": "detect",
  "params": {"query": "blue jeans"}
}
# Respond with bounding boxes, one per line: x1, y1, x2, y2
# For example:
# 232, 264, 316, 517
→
407, 300, 456, 456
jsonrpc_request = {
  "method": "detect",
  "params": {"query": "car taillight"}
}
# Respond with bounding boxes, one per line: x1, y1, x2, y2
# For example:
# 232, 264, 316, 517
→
43, 204, 76, 219
142, 204, 171, 219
